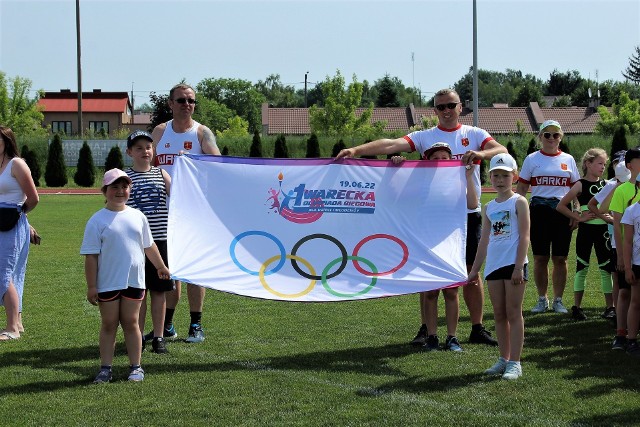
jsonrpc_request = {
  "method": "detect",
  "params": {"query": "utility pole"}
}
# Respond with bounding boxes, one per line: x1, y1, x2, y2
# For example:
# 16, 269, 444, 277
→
472, 0, 478, 127
304, 71, 309, 108
412, 52, 415, 105
76, 0, 83, 137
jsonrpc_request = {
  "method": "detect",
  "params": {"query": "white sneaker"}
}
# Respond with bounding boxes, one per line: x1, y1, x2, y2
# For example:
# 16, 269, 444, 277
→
484, 357, 508, 375
502, 361, 522, 380
531, 296, 549, 313
552, 297, 568, 314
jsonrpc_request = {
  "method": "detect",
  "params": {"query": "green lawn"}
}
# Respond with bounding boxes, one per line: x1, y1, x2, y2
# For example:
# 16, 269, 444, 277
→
0, 194, 638, 426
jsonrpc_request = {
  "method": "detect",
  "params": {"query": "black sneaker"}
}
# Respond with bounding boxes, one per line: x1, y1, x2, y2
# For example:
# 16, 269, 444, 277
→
469, 327, 498, 346
185, 323, 205, 343
151, 337, 168, 354
627, 341, 640, 358
571, 305, 587, 321
612, 335, 627, 351
601, 306, 616, 319
143, 324, 178, 342
410, 325, 428, 346
444, 335, 463, 352
422, 335, 439, 351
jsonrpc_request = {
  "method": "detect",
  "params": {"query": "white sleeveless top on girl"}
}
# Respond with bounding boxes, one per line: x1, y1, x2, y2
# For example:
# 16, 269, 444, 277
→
0, 158, 26, 205
484, 193, 528, 278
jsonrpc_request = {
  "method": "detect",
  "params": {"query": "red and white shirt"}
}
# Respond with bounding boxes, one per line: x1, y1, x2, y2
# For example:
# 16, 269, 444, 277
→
518, 150, 579, 199
404, 124, 494, 213
155, 119, 203, 178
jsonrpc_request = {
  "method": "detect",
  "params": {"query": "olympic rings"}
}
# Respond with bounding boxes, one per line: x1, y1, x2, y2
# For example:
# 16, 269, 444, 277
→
291, 234, 348, 280
321, 256, 377, 297
229, 230, 409, 298
260, 254, 316, 298
230, 231, 286, 276
352, 234, 409, 276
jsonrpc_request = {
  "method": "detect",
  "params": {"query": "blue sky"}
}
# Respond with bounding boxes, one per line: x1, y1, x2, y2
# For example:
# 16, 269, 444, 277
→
1, 0, 639, 106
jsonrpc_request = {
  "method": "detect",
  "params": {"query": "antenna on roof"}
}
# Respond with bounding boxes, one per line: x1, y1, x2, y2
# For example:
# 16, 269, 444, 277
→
588, 87, 592, 99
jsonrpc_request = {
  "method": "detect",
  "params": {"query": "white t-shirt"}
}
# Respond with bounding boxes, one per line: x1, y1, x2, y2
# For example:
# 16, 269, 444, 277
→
594, 178, 618, 248
621, 202, 640, 265
484, 193, 528, 277
80, 206, 153, 292
404, 124, 494, 213
518, 150, 579, 199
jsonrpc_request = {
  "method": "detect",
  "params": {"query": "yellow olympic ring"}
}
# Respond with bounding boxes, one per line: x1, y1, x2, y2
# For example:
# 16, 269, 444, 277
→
259, 254, 317, 298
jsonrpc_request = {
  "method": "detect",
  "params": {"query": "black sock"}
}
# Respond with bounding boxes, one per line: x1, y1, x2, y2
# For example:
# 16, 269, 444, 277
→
130, 364, 141, 371
472, 323, 484, 332
190, 311, 202, 325
164, 308, 175, 328
100, 365, 112, 371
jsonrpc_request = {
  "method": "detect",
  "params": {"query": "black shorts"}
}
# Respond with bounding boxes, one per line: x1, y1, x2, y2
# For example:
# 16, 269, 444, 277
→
145, 240, 174, 292
530, 203, 573, 257
485, 264, 529, 281
611, 249, 631, 290
98, 286, 146, 302
466, 212, 482, 266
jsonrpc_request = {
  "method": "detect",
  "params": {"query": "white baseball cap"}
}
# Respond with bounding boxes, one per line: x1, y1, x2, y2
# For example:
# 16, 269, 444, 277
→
489, 153, 518, 173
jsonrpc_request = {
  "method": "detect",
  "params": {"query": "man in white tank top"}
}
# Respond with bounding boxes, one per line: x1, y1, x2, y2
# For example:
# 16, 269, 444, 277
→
151, 83, 220, 344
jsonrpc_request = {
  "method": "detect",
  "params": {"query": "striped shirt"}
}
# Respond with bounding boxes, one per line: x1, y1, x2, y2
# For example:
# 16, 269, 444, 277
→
126, 166, 168, 240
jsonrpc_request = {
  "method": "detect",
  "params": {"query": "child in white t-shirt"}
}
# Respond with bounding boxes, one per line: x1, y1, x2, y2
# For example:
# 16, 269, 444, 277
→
81, 169, 170, 383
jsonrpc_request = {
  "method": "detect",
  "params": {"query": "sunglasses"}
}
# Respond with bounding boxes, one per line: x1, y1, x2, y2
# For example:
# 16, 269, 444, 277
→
174, 97, 196, 105
435, 102, 460, 111
543, 132, 561, 139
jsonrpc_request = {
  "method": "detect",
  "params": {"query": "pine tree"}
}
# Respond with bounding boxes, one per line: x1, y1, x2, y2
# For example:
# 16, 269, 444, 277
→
305, 133, 320, 158
74, 141, 96, 187
559, 138, 570, 154
21, 144, 41, 187
273, 134, 289, 158
506, 140, 519, 167
526, 137, 537, 155
249, 130, 263, 157
608, 126, 629, 179
623, 46, 640, 84
331, 139, 347, 157
221, 146, 229, 156
104, 145, 124, 171
44, 133, 68, 187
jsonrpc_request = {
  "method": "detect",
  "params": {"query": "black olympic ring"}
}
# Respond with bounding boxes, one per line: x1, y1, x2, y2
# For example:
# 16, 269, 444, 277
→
290, 233, 348, 280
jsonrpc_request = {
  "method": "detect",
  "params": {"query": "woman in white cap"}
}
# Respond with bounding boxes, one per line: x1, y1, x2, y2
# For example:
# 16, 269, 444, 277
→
516, 120, 580, 314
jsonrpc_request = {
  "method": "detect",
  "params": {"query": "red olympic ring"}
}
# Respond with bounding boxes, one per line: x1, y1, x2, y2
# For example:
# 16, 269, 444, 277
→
351, 233, 409, 276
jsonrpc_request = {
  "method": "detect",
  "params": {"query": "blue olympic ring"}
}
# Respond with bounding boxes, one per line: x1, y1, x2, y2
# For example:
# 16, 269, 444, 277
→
229, 231, 286, 276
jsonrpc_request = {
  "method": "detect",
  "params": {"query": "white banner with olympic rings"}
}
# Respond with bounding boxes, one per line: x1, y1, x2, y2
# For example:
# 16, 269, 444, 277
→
167, 155, 468, 301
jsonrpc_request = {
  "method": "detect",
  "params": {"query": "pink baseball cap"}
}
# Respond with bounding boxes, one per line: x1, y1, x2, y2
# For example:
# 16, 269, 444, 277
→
102, 168, 132, 186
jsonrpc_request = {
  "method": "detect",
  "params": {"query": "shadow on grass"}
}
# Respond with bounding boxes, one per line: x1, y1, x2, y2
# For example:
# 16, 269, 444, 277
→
522, 309, 640, 397
571, 408, 640, 426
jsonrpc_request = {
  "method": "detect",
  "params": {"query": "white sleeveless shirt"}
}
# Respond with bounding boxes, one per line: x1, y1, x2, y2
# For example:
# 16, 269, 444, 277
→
0, 159, 26, 205
484, 193, 528, 278
155, 119, 202, 177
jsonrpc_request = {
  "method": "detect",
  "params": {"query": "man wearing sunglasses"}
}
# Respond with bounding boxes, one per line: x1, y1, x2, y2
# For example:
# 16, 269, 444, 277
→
151, 83, 221, 344
336, 88, 507, 347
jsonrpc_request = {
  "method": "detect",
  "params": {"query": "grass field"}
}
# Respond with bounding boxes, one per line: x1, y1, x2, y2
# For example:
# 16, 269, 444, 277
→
1, 194, 639, 426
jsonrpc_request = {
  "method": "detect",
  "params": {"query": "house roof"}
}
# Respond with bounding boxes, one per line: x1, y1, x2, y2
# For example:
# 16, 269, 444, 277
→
37, 90, 131, 113
262, 102, 605, 135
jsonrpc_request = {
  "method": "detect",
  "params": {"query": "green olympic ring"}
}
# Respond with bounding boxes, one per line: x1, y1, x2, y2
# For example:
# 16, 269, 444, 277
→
321, 255, 378, 298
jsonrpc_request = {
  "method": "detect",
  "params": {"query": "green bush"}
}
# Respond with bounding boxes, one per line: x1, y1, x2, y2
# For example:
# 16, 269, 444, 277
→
44, 133, 68, 187
273, 134, 289, 158
249, 130, 263, 157
305, 133, 320, 158
21, 144, 41, 187
74, 141, 96, 187
104, 145, 124, 171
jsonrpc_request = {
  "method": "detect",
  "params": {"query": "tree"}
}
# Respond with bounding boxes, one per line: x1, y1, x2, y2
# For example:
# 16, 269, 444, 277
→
193, 97, 235, 134
0, 72, 46, 137
526, 137, 537, 155
512, 82, 544, 107
196, 78, 266, 133
104, 145, 124, 171
254, 74, 298, 107
596, 91, 640, 136
331, 139, 346, 157
622, 46, 640, 84
273, 134, 289, 158
216, 116, 250, 138
148, 91, 171, 131
305, 133, 320, 158
21, 144, 41, 186
221, 146, 229, 155
374, 74, 400, 107
506, 140, 519, 166
608, 126, 629, 179
249, 131, 263, 158
74, 141, 96, 187
309, 70, 383, 137
546, 69, 584, 96
44, 133, 67, 187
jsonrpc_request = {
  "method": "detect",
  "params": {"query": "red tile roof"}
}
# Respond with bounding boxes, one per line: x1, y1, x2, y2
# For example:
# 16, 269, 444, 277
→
38, 98, 129, 113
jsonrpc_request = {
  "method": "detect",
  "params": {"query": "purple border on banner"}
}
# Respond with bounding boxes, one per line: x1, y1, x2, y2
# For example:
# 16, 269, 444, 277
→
185, 154, 463, 168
